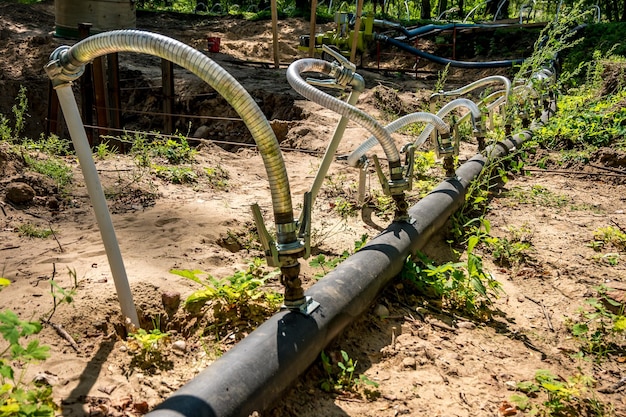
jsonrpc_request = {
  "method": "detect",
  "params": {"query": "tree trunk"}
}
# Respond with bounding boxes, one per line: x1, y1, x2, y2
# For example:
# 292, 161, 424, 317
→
438, 0, 448, 17
421, 0, 431, 19
458, 0, 464, 17
622, 0, 626, 21
295, 0, 310, 14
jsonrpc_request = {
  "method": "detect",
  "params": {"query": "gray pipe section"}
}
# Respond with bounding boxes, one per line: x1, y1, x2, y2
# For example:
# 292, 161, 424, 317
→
145, 128, 534, 417
52, 29, 294, 225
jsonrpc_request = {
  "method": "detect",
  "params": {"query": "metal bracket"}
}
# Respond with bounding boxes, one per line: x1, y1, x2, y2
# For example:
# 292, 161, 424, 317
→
297, 192, 312, 260
283, 295, 320, 315
251, 203, 280, 267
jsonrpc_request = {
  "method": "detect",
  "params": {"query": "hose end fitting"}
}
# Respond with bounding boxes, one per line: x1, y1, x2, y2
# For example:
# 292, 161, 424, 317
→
44, 45, 85, 85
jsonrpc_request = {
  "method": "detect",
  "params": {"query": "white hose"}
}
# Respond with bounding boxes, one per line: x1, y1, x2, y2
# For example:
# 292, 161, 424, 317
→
347, 112, 449, 167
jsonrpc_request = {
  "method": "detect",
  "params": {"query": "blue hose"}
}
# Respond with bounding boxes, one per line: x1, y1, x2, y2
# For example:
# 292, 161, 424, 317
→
376, 34, 524, 68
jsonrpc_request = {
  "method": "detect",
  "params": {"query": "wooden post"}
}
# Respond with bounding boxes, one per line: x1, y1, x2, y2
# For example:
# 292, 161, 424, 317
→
92, 56, 108, 143
308, 0, 318, 57
78, 23, 94, 146
350, 0, 364, 64
161, 59, 175, 135
46, 81, 60, 137
107, 53, 122, 131
270, 0, 280, 68
106, 53, 124, 152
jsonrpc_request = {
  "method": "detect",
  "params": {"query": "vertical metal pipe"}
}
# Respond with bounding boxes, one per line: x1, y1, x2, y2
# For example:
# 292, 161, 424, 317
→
309, 90, 361, 205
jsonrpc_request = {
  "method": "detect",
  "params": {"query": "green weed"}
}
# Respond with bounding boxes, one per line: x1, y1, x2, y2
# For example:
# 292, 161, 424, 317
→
17, 224, 54, 239
510, 369, 612, 417
504, 185, 569, 208
401, 237, 502, 319
204, 165, 229, 189
0, 283, 58, 416
127, 328, 171, 367
567, 286, 625, 360
171, 259, 283, 339
153, 165, 197, 184
485, 225, 534, 267
320, 350, 379, 398
23, 155, 73, 191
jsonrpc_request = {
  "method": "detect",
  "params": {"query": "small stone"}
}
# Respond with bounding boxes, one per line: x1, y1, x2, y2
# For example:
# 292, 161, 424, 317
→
374, 304, 390, 318
162, 291, 181, 312
402, 357, 416, 369
118, 345, 128, 352
456, 321, 476, 330
6, 182, 35, 204
504, 380, 517, 390
172, 340, 186, 352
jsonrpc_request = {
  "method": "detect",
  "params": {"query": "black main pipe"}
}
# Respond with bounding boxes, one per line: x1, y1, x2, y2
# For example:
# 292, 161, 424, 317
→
146, 127, 534, 417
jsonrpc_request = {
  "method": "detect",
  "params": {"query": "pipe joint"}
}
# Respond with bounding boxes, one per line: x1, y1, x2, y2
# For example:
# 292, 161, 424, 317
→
45, 46, 85, 84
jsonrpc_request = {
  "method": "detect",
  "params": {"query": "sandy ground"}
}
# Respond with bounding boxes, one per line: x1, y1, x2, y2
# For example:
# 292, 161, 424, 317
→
1, 2, 625, 417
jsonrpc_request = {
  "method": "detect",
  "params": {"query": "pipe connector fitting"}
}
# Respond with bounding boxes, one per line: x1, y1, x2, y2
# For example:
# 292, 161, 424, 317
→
44, 46, 85, 85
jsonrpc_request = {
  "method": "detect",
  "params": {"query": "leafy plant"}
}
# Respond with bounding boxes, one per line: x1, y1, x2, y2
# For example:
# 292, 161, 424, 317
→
401, 234, 502, 318
510, 369, 611, 417
567, 286, 625, 360
332, 196, 358, 218
0, 284, 58, 416
204, 165, 229, 189
320, 350, 379, 397
126, 328, 171, 366
93, 141, 116, 159
23, 154, 73, 191
153, 165, 197, 184
172, 259, 283, 339
485, 225, 534, 267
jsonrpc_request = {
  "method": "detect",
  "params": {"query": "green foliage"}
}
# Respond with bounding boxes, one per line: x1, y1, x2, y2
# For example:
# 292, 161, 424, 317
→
127, 328, 170, 366
563, 23, 626, 78
17, 224, 54, 239
22, 134, 70, 157
320, 350, 379, 397
505, 184, 570, 208
23, 154, 73, 191
510, 369, 611, 417
534, 88, 626, 151
204, 165, 229, 189
130, 133, 195, 165
332, 196, 358, 218
485, 227, 534, 268
172, 259, 282, 338
567, 286, 625, 360
153, 165, 197, 184
0, 86, 28, 143
591, 226, 626, 252
0, 297, 57, 417
93, 141, 116, 159
401, 237, 502, 319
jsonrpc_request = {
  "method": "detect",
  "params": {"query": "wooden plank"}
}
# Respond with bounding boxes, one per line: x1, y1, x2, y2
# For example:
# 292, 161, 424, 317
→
308, 0, 318, 57
161, 59, 175, 135
271, 0, 280, 68
350, 0, 364, 64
